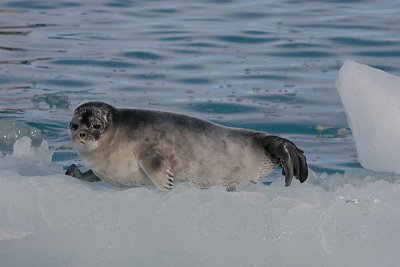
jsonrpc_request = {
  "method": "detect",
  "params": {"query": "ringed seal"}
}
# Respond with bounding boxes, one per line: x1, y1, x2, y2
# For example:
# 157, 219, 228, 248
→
65, 101, 308, 190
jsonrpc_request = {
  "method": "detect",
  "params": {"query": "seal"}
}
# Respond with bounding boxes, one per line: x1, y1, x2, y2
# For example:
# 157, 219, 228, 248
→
65, 101, 308, 190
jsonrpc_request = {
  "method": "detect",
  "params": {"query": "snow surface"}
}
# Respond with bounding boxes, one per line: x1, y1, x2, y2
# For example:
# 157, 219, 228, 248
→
1, 137, 400, 266
337, 61, 400, 174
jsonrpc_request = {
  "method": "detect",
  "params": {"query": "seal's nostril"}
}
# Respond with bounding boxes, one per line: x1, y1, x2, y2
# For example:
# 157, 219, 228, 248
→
79, 131, 86, 138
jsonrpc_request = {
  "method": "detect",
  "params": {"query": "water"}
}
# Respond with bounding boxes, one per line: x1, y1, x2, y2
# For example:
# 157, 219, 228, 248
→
1, 1, 400, 172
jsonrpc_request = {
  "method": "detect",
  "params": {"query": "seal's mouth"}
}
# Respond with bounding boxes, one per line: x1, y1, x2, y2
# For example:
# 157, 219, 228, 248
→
74, 139, 89, 146
72, 131, 96, 148
74, 138, 93, 145
74, 138, 98, 150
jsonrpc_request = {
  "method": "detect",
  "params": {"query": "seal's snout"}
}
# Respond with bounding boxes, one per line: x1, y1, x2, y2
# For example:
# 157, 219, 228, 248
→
78, 131, 86, 138
72, 130, 94, 147
75, 130, 89, 144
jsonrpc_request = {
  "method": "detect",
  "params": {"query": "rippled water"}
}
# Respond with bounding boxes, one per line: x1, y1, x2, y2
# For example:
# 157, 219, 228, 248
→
1, 0, 400, 174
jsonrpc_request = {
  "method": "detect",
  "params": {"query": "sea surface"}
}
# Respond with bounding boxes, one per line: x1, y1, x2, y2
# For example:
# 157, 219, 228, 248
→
1, 0, 400, 175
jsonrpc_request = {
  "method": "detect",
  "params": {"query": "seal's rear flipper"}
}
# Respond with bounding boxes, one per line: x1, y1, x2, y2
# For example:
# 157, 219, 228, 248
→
262, 136, 308, 186
65, 164, 101, 182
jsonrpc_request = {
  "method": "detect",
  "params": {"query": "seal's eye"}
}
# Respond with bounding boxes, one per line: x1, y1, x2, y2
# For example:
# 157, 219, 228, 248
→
69, 122, 79, 131
92, 124, 102, 130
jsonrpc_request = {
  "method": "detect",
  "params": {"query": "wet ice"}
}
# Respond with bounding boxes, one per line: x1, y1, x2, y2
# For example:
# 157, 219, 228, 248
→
337, 61, 400, 174
1, 137, 400, 266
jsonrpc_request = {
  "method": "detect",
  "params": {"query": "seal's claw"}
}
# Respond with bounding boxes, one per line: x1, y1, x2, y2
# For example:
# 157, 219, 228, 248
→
166, 167, 174, 178
264, 136, 308, 186
164, 168, 175, 189
164, 178, 174, 190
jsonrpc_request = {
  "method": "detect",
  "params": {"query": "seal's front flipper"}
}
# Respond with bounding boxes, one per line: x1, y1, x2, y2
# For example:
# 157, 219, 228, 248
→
263, 136, 308, 186
138, 149, 174, 190
65, 164, 101, 182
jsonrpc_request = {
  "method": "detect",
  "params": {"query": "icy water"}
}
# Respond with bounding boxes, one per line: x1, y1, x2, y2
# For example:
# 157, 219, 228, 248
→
1, 0, 399, 173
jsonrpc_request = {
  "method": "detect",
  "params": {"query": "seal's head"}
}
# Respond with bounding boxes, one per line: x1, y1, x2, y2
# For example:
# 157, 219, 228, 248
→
68, 101, 116, 150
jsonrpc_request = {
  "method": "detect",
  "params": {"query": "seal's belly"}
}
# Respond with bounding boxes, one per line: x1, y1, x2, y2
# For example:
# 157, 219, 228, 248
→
93, 163, 147, 187
170, 139, 275, 188
82, 142, 148, 187
83, 135, 275, 188
184, 157, 273, 188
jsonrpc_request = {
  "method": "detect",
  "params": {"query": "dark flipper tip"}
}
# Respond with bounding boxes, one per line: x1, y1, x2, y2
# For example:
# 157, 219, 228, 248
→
65, 164, 78, 176
264, 136, 308, 186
